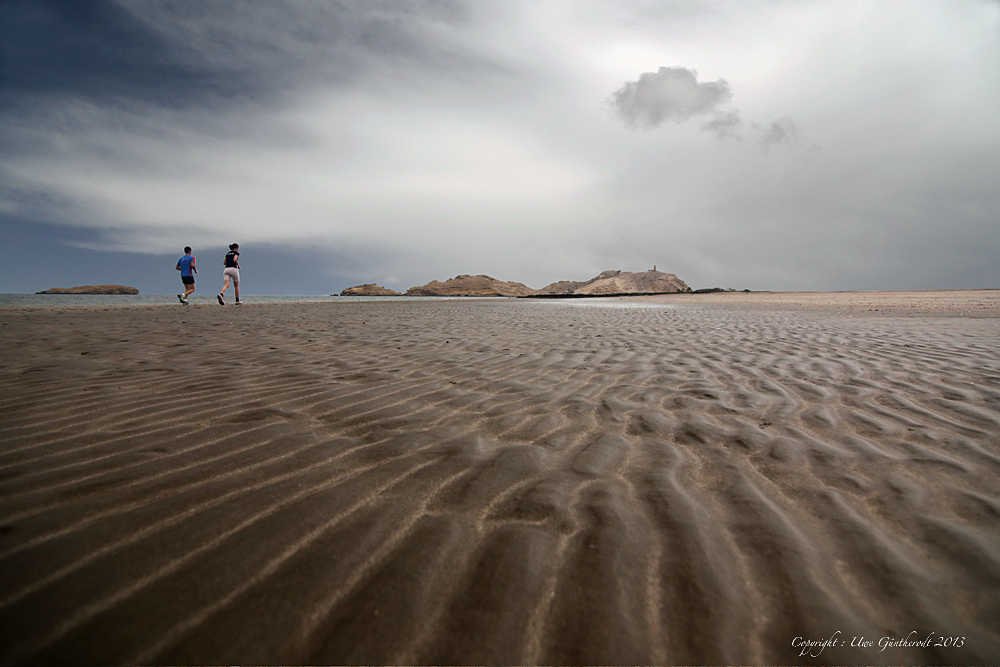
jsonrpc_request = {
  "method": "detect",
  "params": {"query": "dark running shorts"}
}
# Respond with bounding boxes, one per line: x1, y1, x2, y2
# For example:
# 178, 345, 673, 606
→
182, 276, 195, 285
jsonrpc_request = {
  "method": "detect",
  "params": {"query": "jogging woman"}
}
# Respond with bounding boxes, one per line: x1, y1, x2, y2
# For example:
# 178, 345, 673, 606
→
218, 243, 240, 305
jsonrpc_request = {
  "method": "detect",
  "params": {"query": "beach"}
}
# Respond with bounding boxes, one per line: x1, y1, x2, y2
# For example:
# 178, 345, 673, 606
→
1, 291, 998, 664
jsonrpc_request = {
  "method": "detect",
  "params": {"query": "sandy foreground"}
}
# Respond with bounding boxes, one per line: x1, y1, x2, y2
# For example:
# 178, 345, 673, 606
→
1, 291, 998, 665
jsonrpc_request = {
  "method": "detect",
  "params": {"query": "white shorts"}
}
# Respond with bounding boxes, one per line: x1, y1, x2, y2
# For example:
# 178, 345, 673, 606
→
223, 267, 240, 283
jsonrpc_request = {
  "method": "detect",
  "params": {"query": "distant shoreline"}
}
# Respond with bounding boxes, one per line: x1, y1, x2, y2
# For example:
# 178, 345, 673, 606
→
1, 289, 997, 316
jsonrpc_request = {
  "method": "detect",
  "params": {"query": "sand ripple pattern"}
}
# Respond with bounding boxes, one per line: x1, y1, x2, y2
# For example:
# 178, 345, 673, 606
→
1, 300, 999, 664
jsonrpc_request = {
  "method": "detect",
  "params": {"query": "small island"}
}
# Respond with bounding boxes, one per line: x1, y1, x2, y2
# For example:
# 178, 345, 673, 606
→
36, 284, 139, 295
532, 268, 689, 297
406, 274, 536, 297
340, 284, 402, 296
396, 269, 691, 297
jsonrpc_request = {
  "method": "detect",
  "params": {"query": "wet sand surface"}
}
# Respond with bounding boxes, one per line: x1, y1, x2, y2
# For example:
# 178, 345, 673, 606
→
1, 292, 998, 665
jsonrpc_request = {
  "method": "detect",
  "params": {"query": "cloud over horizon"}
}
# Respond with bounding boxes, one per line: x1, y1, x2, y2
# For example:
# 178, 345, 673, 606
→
1, 0, 998, 294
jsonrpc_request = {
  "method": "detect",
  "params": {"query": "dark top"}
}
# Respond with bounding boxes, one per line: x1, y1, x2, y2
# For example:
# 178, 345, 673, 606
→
224, 250, 239, 268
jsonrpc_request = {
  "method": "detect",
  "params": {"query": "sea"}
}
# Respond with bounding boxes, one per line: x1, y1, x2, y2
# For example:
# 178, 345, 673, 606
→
0, 294, 683, 309
0, 294, 471, 308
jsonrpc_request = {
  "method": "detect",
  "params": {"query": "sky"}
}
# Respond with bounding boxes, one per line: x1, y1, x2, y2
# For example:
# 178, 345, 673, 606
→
2, 0, 999, 295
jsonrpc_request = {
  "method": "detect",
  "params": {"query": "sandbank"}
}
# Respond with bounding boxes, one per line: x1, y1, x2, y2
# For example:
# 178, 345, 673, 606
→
1, 292, 998, 664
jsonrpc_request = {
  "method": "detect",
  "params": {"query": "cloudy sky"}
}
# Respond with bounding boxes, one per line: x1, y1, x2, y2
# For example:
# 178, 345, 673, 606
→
2, 0, 998, 295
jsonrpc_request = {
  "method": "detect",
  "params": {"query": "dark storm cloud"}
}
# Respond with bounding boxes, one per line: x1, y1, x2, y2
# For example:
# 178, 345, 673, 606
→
0, 0, 255, 111
0, 216, 350, 295
0, 0, 500, 240
0, 0, 482, 115
611, 66, 731, 128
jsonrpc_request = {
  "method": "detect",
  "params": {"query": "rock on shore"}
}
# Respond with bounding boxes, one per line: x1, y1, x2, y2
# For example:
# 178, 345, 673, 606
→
36, 284, 139, 295
340, 284, 402, 296
406, 275, 536, 297
537, 269, 689, 296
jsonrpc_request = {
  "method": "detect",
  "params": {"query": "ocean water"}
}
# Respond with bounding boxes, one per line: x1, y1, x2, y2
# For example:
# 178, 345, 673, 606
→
554, 299, 680, 309
0, 294, 480, 308
0, 294, 674, 309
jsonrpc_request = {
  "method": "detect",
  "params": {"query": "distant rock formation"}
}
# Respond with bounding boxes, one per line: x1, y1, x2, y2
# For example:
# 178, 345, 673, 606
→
340, 284, 401, 296
406, 274, 536, 297
36, 284, 139, 295
402, 270, 689, 297
536, 269, 689, 296
534, 280, 584, 296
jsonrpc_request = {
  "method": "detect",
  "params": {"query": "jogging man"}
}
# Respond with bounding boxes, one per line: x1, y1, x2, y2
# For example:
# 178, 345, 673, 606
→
175, 246, 197, 304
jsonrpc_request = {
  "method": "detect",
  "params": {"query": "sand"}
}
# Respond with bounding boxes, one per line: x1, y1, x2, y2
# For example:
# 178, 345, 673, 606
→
1, 291, 998, 665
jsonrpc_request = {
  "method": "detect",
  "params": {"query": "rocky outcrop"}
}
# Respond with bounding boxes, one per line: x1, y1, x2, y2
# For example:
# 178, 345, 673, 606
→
406, 274, 536, 297
536, 269, 689, 296
402, 269, 689, 298
534, 280, 584, 295
340, 284, 401, 296
36, 284, 139, 295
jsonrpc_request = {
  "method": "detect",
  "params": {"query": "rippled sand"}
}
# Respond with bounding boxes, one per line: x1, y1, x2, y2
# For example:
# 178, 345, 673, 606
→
1, 293, 998, 664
